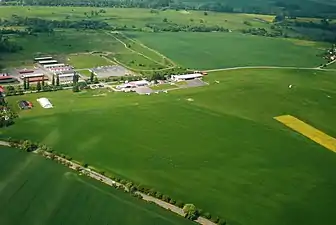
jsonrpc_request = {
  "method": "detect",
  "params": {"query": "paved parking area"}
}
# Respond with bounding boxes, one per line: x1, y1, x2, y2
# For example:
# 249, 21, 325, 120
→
91, 65, 133, 78
181, 79, 208, 88
135, 87, 153, 95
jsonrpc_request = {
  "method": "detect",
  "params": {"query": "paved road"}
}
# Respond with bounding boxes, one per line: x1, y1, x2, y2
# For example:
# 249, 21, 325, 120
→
0, 141, 10, 146
0, 141, 216, 225
203, 65, 336, 73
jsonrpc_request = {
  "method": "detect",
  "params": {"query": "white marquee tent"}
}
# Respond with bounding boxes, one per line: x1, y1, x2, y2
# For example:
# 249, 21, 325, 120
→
37, 98, 53, 109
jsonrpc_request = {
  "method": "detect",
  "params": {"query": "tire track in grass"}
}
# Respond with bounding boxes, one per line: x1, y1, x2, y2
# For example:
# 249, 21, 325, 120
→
0, 179, 29, 210
0, 154, 33, 195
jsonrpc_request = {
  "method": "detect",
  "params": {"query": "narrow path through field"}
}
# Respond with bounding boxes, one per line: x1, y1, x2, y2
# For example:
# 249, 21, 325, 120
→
118, 32, 177, 67
0, 141, 216, 225
103, 55, 176, 72
105, 32, 174, 68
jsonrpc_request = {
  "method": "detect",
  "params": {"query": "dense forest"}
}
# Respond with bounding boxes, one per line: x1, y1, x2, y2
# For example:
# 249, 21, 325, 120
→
1, 0, 336, 18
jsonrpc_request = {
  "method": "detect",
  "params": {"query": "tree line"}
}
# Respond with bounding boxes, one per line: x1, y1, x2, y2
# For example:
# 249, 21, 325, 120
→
2, 15, 110, 32
0, 96, 17, 128
1, 15, 230, 33
145, 22, 229, 33
276, 18, 336, 42
1, 0, 335, 18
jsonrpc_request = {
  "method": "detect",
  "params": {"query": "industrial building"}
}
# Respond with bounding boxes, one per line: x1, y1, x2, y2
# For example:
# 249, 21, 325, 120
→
116, 80, 149, 92
38, 60, 58, 65
43, 63, 65, 69
18, 69, 48, 83
171, 73, 203, 82
56, 72, 75, 84
0, 73, 18, 84
34, 56, 53, 62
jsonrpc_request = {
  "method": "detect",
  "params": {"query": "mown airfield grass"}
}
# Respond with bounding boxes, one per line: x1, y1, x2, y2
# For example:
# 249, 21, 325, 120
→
0, 146, 194, 225
2, 68, 336, 225
128, 32, 326, 69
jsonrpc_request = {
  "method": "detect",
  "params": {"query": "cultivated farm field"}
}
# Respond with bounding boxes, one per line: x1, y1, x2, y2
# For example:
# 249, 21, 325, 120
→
2, 68, 336, 225
129, 32, 326, 69
0, 146, 194, 225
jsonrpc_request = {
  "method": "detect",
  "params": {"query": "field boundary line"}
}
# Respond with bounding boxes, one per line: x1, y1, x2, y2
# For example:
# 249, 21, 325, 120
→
204, 66, 330, 72
118, 32, 177, 67
275, 115, 336, 153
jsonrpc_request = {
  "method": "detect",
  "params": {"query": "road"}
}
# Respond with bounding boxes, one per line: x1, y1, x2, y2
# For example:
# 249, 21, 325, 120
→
0, 141, 216, 225
203, 65, 336, 73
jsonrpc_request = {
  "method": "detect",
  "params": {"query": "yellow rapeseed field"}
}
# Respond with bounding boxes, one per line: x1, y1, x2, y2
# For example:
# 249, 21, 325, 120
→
275, 115, 336, 153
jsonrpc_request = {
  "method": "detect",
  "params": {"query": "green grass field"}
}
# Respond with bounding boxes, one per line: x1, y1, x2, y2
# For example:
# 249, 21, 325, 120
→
326, 62, 336, 69
112, 32, 173, 67
78, 69, 92, 77
2, 68, 336, 225
1, 29, 165, 70
127, 32, 326, 69
0, 6, 273, 31
110, 53, 166, 70
0, 146, 194, 225
67, 54, 114, 69
2, 30, 126, 66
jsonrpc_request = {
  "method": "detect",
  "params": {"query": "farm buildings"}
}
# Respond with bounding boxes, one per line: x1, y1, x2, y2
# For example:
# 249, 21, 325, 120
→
35, 56, 75, 84
19, 69, 48, 83
116, 80, 149, 91
0, 73, 18, 84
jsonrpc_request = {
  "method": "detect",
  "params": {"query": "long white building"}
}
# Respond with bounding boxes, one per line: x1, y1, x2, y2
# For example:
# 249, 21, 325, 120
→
43, 63, 65, 69
20, 73, 45, 79
38, 60, 58, 65
34, 56, 53, 61
171, 73, 203, 82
